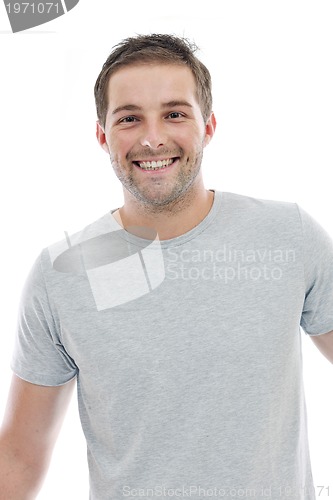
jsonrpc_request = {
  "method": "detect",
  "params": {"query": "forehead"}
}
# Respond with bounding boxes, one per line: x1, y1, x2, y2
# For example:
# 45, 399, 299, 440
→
106, 63, 198, 109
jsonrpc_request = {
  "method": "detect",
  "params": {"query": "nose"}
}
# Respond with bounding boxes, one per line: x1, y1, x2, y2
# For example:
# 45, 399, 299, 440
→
139, 120, 167, 150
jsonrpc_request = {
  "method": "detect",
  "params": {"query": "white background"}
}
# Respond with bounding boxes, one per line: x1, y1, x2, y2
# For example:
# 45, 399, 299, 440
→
0, 1, 332, 498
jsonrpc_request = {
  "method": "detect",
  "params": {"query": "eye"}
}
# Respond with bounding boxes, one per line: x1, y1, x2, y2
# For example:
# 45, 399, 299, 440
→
167, 112, 183, 119
119, 116, 138, 123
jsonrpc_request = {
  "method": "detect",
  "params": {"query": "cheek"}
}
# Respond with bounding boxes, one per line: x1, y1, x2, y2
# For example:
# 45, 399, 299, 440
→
176, 125, 205, 147
110, 133, 134, 160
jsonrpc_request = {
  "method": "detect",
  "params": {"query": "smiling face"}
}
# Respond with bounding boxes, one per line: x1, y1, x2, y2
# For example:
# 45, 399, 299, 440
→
96, 63, 215, 211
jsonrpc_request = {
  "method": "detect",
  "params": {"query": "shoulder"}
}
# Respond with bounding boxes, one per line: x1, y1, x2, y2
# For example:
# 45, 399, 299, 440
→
40, 210, 117, 272
217, 190, 300, 225
220, 190, 297, 212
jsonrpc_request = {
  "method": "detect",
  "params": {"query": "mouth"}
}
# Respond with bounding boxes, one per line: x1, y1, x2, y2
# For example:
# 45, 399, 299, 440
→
133, 157, 179, 172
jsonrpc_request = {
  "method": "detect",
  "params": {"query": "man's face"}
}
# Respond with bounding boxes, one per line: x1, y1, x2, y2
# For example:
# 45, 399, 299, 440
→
96, 63, 215, 209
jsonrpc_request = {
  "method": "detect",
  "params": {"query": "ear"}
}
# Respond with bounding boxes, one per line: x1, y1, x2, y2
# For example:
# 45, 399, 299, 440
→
203, 112, 216, 147
96, 121, 110, 154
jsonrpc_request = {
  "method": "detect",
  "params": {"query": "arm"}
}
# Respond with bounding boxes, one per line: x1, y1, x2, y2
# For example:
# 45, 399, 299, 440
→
0, 374, 75, 500
310, 329, 333, 364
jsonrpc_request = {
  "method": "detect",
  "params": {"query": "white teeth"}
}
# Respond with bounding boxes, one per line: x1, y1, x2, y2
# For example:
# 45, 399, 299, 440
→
137, 158, 174, 170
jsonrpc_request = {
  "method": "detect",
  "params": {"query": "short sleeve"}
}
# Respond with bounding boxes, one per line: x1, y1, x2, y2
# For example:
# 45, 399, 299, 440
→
11, 252, 78, 386
299, 205, 333, 336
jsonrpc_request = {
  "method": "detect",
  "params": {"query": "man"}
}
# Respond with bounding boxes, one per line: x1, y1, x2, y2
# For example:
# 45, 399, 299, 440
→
0, 33, 332, 500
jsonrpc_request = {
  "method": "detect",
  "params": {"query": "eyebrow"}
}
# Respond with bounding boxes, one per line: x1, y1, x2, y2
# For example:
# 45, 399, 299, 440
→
111, 104, 141, 116
111, 100, 193, 116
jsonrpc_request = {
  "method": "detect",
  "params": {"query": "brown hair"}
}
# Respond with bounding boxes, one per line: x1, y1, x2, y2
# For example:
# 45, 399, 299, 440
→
94, 33, 212, 129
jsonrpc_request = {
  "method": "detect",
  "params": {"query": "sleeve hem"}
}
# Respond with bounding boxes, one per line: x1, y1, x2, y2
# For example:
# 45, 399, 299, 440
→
302, 323, 333, 336
11, 364, 77, 387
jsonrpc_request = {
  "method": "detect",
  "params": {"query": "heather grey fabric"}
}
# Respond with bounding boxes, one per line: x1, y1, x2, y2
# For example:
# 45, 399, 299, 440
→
11, 191, 333, 499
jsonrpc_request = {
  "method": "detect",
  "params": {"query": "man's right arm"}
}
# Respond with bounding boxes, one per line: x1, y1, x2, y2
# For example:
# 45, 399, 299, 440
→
0, 374, 75, 500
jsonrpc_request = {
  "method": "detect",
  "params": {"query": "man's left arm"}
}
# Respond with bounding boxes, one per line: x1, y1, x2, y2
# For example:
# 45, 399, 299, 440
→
310, 330, 333, 364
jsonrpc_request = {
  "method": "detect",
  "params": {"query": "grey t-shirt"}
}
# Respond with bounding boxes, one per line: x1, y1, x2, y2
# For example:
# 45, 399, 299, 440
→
11, 191, 333, 499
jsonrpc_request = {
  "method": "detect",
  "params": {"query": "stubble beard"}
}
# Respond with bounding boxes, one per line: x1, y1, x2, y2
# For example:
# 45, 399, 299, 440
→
110, 149, 204, 215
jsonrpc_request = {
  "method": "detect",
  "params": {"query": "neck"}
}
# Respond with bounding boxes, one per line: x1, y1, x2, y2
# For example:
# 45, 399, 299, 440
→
113, 187, 215, 240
